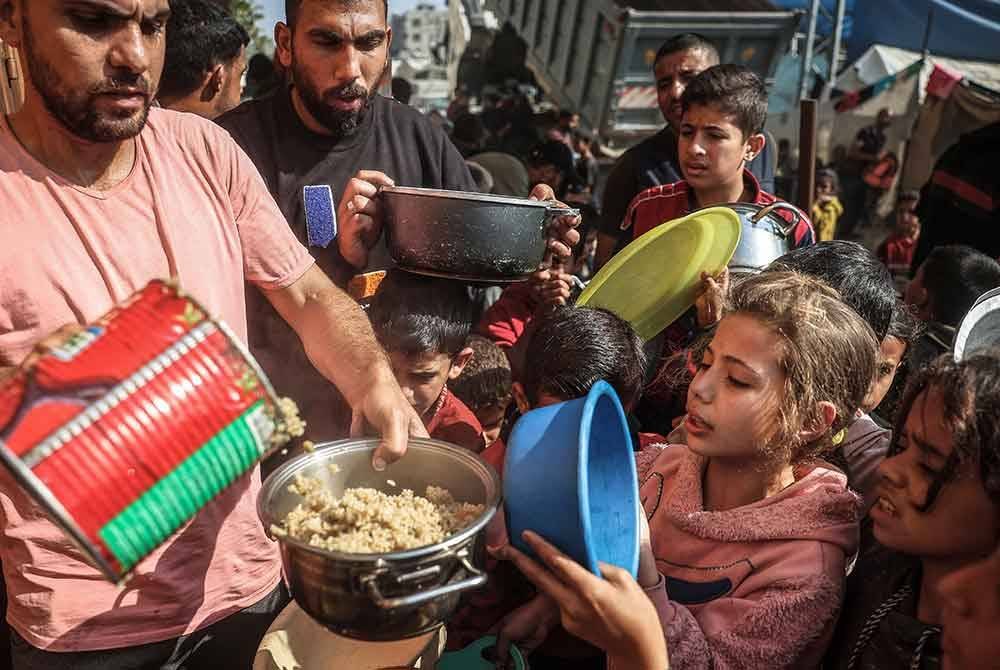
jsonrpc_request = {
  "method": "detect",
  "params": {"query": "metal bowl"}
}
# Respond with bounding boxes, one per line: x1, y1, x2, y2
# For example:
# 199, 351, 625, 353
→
257, 438, 501, 641
380, 186, 578, 282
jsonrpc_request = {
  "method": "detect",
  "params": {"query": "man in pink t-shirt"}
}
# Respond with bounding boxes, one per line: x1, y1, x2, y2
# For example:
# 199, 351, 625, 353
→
0, 1, 425, 667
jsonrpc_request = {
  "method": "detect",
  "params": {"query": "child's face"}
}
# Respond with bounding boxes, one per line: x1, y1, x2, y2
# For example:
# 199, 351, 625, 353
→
861, 335, 907, 413
871, 385, 999, 562
475, 399, 511, 445
684, 314, 787, 462
896, 210, 920, 239
679, 104, 763, 194
388, 349, 470, 417
940, 544, 1000, 670
815, 176, 836, 198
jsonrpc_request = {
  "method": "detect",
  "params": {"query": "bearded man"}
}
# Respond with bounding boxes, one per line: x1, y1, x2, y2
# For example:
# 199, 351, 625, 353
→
0, 0, 425, 667
218, 0, 579, 441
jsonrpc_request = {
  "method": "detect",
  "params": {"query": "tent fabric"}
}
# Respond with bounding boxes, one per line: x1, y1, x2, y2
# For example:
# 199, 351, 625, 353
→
848, 0, 1000, 63
902, 83, 1000, 191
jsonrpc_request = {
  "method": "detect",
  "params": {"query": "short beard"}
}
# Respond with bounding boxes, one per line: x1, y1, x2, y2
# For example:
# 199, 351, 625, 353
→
291, 59, 388, 140
21, 21, 151, 142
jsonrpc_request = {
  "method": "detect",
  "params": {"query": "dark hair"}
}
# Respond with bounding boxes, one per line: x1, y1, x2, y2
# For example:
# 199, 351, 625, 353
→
898, 189, 921, 205
771, 241, 896, 341
452, 112, 486, 146
681, 64, 767, 139
391, 76, 413, 105
368, 270, 475, 357
286, 0, 388, 26
889, 349, 1000, 511
920, 245, 1000, 327
558, 109, 577, 121
450, 335, 512, 410
888, 301, 924, 348
159, 0, 249, 101
654, 33, 720, 67
521, 306, 646, 410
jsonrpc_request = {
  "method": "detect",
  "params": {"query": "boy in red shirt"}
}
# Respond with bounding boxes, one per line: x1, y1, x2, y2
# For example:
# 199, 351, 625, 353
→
368, 270, 486, 452
621, 65, 814, 248
877, 190, 922, 293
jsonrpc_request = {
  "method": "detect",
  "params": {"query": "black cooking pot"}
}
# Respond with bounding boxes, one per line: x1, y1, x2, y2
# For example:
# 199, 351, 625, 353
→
380, 186, 578, 282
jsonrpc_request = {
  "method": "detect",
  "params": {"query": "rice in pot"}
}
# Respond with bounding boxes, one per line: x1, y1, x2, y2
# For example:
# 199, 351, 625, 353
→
278, 475, 485, 553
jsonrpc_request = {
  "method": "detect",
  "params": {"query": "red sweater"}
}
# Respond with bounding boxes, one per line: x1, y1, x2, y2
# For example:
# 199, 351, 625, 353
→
877, 233, 917, 279
425, 388, 486, 453
622, 169, 815, 248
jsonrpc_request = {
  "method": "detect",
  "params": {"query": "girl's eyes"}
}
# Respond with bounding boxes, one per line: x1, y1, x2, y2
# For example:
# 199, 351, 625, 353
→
727, 377, 751, 388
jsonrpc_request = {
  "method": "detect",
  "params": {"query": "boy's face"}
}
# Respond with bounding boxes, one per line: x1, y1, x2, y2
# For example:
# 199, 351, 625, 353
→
679, 104, 764, 195
475, 400, 511, 445
897, 210, 920, 240
861, 335, 907, 413
871, 386, 999, 562
388, 349, 472, 417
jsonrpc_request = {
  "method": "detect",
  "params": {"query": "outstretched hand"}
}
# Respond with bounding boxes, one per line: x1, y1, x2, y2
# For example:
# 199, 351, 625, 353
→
349, 370, 427, 470
494, 530, 669, 670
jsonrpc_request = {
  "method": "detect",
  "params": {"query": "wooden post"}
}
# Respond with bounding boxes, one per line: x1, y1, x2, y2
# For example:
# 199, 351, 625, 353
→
798, 98, 818, 213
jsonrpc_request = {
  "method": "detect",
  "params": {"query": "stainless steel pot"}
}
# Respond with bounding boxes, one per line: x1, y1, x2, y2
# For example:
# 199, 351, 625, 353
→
724, 201, 805, 274
380, 186, 578, 282
257, 438, 501, 641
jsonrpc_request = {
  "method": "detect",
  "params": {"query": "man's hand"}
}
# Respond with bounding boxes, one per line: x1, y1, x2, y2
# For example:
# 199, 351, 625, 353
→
263, 265, 423, 470
530, 183, 581, 262
496, 530, 669, 670
337, 170, 395, 270
349, 370, 428, 470
529, 263, 574, 309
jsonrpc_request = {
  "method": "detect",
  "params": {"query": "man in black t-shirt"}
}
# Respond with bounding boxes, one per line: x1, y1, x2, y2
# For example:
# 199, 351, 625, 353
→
218, 0, 579, 441
595, 33, 776, 268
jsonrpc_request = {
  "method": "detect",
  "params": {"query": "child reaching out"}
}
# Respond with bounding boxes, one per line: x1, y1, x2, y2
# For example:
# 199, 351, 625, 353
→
825, 349, 1000, 670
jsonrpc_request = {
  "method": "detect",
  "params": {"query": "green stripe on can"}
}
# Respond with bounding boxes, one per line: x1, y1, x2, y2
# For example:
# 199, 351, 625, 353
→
98, 401, 272, 571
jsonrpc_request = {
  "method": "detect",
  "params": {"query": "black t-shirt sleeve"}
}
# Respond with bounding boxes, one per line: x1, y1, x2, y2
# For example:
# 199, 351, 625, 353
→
440, 133, 477, 191
599, 153, 638, 237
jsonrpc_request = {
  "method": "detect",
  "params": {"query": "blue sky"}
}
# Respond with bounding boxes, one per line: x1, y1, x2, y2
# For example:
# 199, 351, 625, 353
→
256, 0, 444, 34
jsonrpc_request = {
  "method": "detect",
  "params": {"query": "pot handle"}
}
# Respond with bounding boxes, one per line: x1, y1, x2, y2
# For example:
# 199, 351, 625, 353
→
750, 202, 802, 238
363, 554, 487, 610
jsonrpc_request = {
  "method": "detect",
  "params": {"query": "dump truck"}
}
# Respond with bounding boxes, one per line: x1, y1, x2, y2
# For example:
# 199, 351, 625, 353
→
483, 0, 801, 148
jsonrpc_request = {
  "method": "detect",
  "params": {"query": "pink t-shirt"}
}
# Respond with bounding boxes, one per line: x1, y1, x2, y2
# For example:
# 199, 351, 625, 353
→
0, 109, 315, 651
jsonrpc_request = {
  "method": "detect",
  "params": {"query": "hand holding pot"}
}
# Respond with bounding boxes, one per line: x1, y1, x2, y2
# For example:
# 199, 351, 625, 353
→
496, 530, 669, 670
530, 183, 581, 262
338, 170, 395, 270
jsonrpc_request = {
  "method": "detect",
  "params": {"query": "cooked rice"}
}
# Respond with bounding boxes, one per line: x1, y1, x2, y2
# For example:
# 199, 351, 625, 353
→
279, 475, 484, 553
270, 397, 307, 448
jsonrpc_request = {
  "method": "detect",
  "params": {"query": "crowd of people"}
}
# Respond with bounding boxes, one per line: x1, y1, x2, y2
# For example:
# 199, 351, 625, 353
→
0, 0, 999, 669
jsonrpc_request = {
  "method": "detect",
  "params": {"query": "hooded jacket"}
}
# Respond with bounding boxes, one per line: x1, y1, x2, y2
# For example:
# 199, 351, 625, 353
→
632, 444, 860, 670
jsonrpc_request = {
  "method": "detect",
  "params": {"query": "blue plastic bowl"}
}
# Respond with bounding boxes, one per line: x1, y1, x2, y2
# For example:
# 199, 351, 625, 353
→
503, 381, 639, 577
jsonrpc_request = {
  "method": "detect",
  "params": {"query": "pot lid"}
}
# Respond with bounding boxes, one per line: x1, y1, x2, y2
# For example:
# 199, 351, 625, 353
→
954, 287, 1000, 361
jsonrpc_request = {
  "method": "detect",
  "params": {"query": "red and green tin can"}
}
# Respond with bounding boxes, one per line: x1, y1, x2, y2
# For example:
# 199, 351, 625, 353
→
0, 280, 283, 582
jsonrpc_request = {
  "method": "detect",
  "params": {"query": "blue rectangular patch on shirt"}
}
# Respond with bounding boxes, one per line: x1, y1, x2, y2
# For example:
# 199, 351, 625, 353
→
303, 185, 336, 248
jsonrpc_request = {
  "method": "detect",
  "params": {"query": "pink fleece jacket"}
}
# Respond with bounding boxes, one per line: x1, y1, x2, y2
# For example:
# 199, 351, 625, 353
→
632, 444, 860, 670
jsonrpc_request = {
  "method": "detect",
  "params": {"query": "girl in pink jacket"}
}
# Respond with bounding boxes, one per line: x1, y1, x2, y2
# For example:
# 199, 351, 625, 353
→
635, 270, 878, 669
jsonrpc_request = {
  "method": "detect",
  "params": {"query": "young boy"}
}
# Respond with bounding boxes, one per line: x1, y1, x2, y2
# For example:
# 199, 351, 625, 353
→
449, 335, 512, 447
620, 64, 814, 247
877, 190, 922, 293
368, 270, 486, 452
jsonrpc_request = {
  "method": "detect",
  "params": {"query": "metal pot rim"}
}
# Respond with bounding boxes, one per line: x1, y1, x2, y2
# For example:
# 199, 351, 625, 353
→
381, 185, 553, 210
257, 438, 501, 564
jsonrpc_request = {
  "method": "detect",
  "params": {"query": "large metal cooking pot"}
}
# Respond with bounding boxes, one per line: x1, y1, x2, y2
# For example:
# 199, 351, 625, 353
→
723, 201, 805, 274
380, 186, 578, 282
257, 438, 501, 641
